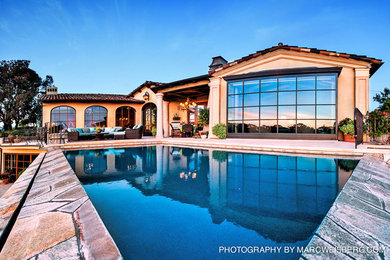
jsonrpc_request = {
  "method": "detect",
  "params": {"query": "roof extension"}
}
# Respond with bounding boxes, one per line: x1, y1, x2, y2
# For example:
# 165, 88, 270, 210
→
209, 44, 384, 76
151, 74, 210, 91
40, 93, 144, 104
127, 81, 163, 98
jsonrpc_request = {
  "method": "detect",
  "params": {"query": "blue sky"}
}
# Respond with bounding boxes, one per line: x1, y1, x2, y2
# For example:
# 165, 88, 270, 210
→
0, 0, 389, 109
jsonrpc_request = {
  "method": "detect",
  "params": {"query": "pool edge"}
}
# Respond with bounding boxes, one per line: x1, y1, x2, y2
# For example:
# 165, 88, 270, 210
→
0, 148, 122, 259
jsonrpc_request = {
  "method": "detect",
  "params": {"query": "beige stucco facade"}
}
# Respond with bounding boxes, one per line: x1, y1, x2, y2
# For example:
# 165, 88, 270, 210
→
209, 49, 372, 127
40, 45, 382, 140
42, 102, 145, 128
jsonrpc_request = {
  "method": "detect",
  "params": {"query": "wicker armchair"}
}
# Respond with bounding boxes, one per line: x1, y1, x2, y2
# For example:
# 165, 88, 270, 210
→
125, 126, 143, 139
67, 131, 79, 142
170, 123, 181, 137
181, 124, 193, 137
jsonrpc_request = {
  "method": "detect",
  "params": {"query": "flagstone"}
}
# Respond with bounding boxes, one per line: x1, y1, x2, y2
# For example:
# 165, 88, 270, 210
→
36, 236, 80, 260
0, 212, 75, 259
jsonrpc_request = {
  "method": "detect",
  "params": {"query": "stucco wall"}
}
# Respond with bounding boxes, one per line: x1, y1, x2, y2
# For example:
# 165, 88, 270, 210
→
42, 102, 144, 128
210, 51, 372, 139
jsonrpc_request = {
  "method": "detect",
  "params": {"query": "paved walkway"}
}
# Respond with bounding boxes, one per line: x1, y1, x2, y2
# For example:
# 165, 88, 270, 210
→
0, 183, 12, 197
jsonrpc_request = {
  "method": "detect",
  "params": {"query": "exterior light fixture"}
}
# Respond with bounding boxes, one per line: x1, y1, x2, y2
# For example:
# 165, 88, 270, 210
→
143, 92, 150, 101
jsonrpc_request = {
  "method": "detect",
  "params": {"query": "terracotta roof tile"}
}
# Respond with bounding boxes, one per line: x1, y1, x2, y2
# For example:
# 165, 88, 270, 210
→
209, 44, 383, 76
40, 93, 144, 104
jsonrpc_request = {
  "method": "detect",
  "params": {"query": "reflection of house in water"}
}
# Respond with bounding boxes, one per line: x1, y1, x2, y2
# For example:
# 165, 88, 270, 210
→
65, 147, 354, 244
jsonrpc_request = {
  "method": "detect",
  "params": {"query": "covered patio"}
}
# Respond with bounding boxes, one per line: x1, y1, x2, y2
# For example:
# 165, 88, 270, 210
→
151, 74, 211, 138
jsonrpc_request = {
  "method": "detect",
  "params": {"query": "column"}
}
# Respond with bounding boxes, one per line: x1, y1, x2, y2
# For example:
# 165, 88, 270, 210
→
355, 68, 370, 114
163, 101, 169, 137
156, 93, 164, 138
208, 77, 221, 138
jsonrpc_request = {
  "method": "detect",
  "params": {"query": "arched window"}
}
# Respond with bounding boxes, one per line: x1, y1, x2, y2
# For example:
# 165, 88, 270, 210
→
116, 106, 136, 128
51, 106, 76, 129
85, 106, 107, 127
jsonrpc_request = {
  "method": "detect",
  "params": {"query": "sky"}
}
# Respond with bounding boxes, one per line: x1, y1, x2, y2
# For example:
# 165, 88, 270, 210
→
0, 0, 389, 109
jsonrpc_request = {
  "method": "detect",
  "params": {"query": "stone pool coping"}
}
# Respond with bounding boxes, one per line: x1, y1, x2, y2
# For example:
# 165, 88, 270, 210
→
301, 154, 390, 259
0, 149, 121, 259
1, 143, 389, 259
47, 138, 380, 158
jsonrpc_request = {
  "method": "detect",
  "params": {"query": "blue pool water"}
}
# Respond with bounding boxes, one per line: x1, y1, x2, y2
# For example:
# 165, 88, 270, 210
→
64, 146, 358, 260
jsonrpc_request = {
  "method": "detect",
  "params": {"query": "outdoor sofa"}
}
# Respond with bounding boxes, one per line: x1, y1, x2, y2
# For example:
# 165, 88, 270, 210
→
67, 125, 143, 142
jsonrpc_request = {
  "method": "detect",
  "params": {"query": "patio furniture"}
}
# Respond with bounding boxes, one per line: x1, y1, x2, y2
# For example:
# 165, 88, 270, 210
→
170, 122, 181, 137
181, 124, 193, 137
67, 127, 124, 142
125, 125, 143, 139
114, 133, 125, 140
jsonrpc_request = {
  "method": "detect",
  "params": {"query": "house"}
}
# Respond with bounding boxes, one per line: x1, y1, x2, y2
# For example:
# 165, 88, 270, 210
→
40, 44, 383, 140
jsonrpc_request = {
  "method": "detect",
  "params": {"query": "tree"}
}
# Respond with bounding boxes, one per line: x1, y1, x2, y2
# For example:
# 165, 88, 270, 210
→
374, 88, 390, 112
0, 60, 52, 130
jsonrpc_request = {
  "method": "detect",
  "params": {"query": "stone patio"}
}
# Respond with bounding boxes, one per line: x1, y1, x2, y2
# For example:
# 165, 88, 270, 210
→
0, 149, 121, 259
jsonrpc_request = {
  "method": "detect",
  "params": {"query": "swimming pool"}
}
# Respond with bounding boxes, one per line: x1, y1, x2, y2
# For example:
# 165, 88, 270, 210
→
64, 146, 358, 259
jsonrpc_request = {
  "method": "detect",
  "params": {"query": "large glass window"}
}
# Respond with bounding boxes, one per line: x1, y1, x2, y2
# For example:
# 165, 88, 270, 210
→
227, 74, 337, 134
51, 106, 76, 129
85, 106, 108, 127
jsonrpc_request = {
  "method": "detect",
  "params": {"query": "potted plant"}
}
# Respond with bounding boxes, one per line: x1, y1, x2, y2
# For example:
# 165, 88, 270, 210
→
199, 131, 208, 139
212, 123, 226, 139
198, 108, 209, 131
7, 133, 15, 143
338, 119, 355, 142
151, 127, 157, 136
365, 110, 390, 144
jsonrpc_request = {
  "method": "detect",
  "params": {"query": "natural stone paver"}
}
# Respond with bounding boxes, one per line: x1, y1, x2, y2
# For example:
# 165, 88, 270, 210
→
0, 212, 75, 259
0, 149, 121, 259
74, 200, 121, 260
18, 202, 68, 219
57, 196, 88, 213
53, 185, 86, 201
36, 237, 80, 260
302, 155, 390, 259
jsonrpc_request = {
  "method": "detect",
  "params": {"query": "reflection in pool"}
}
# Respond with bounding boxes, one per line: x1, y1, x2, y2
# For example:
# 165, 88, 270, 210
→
64, 146, 358, 260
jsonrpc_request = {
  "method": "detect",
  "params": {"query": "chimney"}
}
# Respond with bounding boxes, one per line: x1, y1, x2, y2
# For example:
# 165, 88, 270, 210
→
209, 56, 228, 71
46, 85, 58, 95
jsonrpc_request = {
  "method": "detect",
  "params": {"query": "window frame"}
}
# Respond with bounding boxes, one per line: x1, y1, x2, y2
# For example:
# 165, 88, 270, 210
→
50, 105, 76, 129
226, 72, 338, 138
84, 105, 108, 128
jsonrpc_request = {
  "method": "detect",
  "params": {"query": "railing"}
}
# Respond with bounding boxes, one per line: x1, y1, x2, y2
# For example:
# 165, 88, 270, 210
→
1, 128, 47, 146
45, 122, 67, 144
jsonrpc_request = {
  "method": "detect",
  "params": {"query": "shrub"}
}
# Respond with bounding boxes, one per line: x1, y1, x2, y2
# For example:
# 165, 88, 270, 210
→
339, 120, 355, 135
365, 110, 390, 137
212, 124, 226, 139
